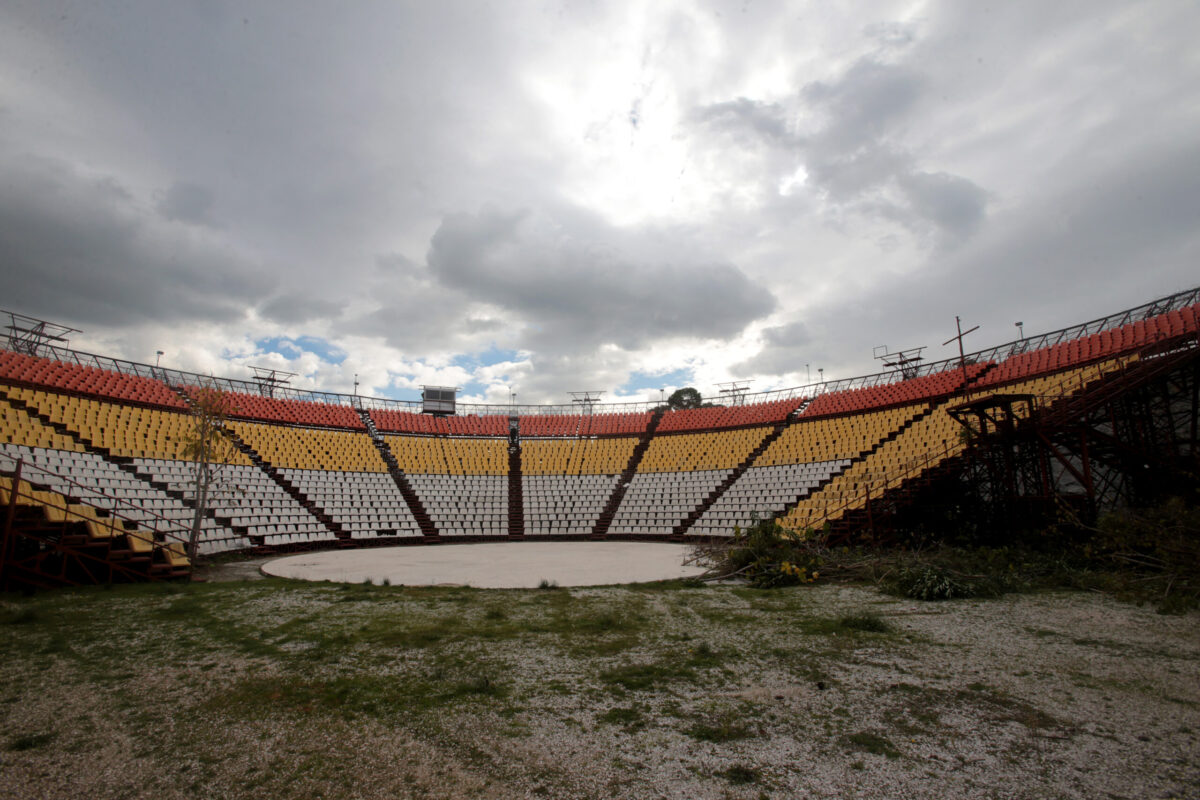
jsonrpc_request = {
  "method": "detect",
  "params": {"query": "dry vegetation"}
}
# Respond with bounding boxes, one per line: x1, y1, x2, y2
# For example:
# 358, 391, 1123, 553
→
1, 574, 1198, 799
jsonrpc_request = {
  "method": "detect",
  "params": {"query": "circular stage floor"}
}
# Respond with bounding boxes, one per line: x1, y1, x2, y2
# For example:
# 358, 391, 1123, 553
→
261, 541, 706, 589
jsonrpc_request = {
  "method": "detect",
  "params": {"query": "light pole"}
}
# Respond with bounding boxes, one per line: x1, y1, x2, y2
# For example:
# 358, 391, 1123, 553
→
818, 368, 824, 383
805, 363, 810, 382
353, 373, 359, 396
1015, 321, 1024, 339
155, 350, 163, 367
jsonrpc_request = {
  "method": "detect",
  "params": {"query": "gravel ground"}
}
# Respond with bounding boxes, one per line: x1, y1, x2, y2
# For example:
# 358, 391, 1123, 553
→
1, 580, 1196, 800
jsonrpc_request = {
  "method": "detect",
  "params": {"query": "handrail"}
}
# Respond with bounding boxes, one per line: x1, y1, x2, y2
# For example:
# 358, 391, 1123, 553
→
0, 453, 195, 550
3, 284, 1197, 416
788, 354, 1146, 531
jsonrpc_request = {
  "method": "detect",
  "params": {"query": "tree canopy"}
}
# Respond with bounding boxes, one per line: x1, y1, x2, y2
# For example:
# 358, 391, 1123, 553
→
666, 387, 703, 410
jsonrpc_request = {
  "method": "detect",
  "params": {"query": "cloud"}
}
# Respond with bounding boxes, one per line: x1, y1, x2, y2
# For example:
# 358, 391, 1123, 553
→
0, 154, 272, 326
158, 181, 217, 227
425, 204, 778, 354
733, 320, 817, 378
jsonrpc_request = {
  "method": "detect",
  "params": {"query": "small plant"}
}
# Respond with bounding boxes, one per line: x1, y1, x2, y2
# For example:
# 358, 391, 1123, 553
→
845, 731, 900, 759
691, 518, 825, 588
892, 564, 976, 600
6, 732, 55, 752
837, 612, 891, 633
2, 607, 39, 625
537, 579, 559, 590
717, 763, 760, 784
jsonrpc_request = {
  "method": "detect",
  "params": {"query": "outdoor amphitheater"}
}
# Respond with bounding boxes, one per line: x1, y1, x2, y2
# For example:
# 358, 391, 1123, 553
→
2, 287, 1198, 799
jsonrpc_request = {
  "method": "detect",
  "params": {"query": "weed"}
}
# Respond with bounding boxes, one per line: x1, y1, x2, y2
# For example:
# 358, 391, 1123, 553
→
2, 607, 39, 625
717, 763, 760, 784
601, 660, 696, 692
837, 612, 891, 633
598, 706, 645, 730
845, 731, 900, 759
686, 705, 756, 742
6, 732, 55, 751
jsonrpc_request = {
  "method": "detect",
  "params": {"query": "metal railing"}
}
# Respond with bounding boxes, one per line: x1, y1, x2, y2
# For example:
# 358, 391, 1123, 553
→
3, 284, 1196, 417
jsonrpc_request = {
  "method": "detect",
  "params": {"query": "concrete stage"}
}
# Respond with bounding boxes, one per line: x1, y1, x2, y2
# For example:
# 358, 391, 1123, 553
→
260, 541, 707, 588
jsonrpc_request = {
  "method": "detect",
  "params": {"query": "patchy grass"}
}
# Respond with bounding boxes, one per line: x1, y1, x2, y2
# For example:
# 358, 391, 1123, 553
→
845, 731, 901, 759
6, 732, 55, 751
0, 572, 1195, 800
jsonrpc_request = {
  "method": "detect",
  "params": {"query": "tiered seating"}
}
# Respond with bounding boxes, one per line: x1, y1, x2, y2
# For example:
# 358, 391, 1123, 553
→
778, 359, 1137, 532
280, 468, 420, 538
974, 307, 1197, 388
522, 474, 619, 536
384, 436, 508, 474
0, 392, 85, 452
134, 458, 331, 548
690, 459, 851, 536
520, 438, 637, 476
0, 350, 187, 409
192, 389, 363, 429
8, 387, 252, 463
0, 470, 189, 573
636, 428, 766, 473
369, 409, 508, 436
232, 421, 383, 472
780, 405, 964, 532
406, 474, 507, 537
801, 364, 991, 419
608, 470, 731, 536
0, 443, 244, 552
759, 406, 922, 466
655, 397, 805, 432
518, 414, 582, 437
580, 411, 653, 436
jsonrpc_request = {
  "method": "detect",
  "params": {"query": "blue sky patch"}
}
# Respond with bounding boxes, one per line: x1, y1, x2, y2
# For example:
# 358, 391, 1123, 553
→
620, 367, 694, 397
255, 335, 347, 365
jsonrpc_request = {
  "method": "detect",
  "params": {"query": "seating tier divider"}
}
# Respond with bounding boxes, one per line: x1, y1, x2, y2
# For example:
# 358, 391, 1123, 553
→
355, 408, 439, 540
588, 409, 665, 538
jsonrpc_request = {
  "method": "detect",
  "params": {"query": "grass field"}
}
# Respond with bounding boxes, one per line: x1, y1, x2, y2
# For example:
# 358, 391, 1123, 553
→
1, 574, 1198, 799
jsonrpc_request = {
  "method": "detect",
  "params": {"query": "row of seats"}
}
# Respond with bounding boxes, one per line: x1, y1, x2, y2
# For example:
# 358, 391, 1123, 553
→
407, 474, 508, 536
655, 397, 805, 432
133, 457, 329, 549
189, 389, 364, 430
370, 409, 509, 436
280, 468, 421, 538
519, 437, 636, 476
233, 421, 386, 472
521, 474, 618, 536
7, 387, 252, 464
609, 469, 730, 536
0, 471, 188, 568
637, 428, 768, 473
974, 307, 1197, 387
801, 363, 991, 419
758, 405, 921, 467
690, 459, 850, 536
384, 435, 510, 475
1, 443, 241, 551
0, 350, 187, 410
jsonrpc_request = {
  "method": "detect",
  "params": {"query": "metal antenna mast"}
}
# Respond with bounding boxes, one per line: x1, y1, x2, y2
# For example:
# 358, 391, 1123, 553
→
942, 316, 980, 397
249, 366, 297, 399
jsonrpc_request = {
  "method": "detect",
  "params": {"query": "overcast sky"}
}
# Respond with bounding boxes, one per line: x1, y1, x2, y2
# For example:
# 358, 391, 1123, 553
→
2, 1, 1197, 406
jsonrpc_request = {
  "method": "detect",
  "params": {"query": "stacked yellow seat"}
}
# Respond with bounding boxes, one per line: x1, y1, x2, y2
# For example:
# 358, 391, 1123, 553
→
440, 438, 508, 475
233, 422, 385, 472
780, 405, 962, 531
0, 394, 85, 451
7, 388, 250, 464
637, 428, 768, 473
760, 405, 920, 467
520, 438, 637, 475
